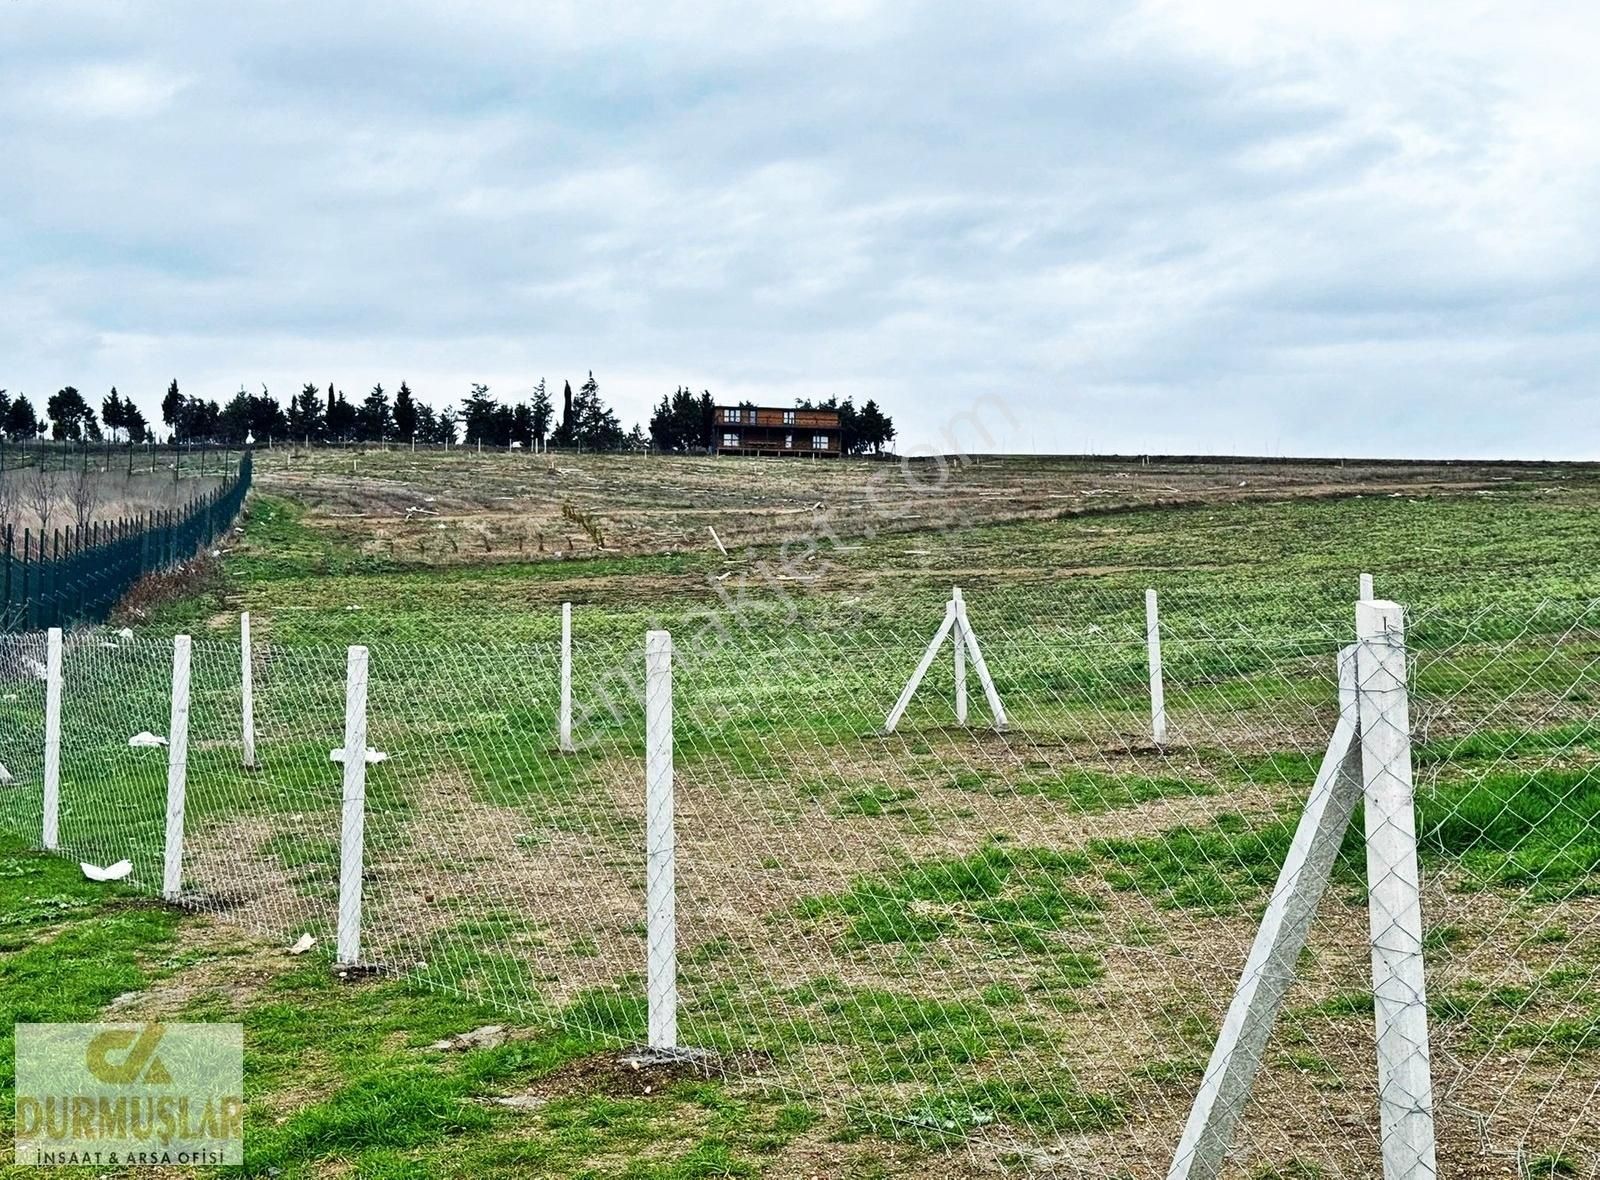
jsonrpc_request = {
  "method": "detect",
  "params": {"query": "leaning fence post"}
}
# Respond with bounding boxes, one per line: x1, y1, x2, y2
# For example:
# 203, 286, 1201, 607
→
1354, 600, 1437, 1179
1167, 646, 1363, 1180
240, 612, 256, 768
952, 587, 968, 725
337, 645, 369, 968
42, 627, 62, 851
645, 630, 677, 1051
1146, 589, 1167, 745
559, 602, 574, 752
163, 635, 192, 901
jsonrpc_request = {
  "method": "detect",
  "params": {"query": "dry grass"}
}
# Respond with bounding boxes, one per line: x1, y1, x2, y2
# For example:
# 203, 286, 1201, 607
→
249, 448, 1569, 566
0, 467, 223, 536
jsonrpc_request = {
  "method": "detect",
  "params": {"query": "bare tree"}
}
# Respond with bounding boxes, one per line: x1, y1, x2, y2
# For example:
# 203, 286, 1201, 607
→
66, 461, 101, 535
25, 461, 56, 537
0, 471, 18, 534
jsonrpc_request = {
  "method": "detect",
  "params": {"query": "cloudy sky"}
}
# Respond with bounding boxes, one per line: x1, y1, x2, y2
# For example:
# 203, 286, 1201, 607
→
4, 2, 1598, 457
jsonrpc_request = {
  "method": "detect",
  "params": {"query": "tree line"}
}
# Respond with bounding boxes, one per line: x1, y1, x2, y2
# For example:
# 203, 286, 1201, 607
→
0, 388, 154, 443
0, 376, 894, 454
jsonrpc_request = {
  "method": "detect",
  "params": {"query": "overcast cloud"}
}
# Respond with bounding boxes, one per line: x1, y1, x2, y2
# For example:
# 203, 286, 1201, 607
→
3, 1, 1598, 457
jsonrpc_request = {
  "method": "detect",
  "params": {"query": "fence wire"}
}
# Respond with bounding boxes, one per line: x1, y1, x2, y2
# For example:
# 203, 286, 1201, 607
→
0, 584, 1595, 1178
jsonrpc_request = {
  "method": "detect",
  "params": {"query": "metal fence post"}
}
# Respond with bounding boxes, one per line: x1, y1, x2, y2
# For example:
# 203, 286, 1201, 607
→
42, 627, 62, 850
645, 630, 677, 1051
1354, 600, 1437, 1179
1146, 588, 1167, 745
240, 612, 256, 768
163, 635, 192, 901
337, 645, 369, 967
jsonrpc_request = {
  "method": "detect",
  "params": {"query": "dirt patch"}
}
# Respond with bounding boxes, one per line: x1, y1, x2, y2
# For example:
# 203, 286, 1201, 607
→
182, 812, 335, 947
496, 1047, 773, 1104
106, 914, 299, 1018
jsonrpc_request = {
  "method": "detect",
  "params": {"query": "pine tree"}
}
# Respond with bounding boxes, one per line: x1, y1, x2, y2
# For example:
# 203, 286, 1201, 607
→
358, 383, 392, 442
122, 403, 149, 443
326, 389, 357, 441
511, 402, 534, 447
433, 405, 458, 445
5, 395, 39, 440
102, 388, 125, 441
219, 387, 253, 444
569, 372, 624, 450
648, 393, 674, 450
697, 390, 715, 451
289, 382, 325, 440
162, 380, 183, 438
248, 385, 286, 442
461, 384, 497, 444
552, 380, 574, 445
858, 399, 886, 454
393, 382, 418, 440
529, 379, 553, 444
414, 402, 437, 444
47, 387, 97, 442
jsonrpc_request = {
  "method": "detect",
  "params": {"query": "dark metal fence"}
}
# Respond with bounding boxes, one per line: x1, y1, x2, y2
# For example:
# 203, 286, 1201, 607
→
1, 451, 252, 631
0, 437, 248, 480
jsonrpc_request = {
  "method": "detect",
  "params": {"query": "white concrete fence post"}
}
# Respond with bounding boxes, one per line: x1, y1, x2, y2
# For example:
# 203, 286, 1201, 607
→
886, 601, 958, 734
163, 635, 192, 901
952, 588, 968, 725
644, 630, 677, 1051
559, 602, 574, 753
1170, 599, 1437, 1180
42, 627, 62, 851
337, 645, 369, 968
1355, 600, 1438, 1178
240, 612, 256, 768
1146, 589, 1168, 745
886, 590, 1008, 734
955, 593, 1007, 731
1360, 572, 1375, 601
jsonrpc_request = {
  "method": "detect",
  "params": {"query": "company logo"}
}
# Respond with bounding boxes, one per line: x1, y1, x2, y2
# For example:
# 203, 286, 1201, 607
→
86, 1024, 172, 1085
14, 1022, 243, 1167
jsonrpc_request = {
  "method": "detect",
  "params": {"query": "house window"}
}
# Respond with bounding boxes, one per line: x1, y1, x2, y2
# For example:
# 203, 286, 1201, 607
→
783, 410, 795, 424
784, 432, 794, 448
812, 433, 830, 450
721, 432, 740, 448
722, 408, 735, 422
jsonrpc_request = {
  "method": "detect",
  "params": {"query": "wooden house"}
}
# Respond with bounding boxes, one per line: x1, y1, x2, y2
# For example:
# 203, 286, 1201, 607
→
711, 405, 842, 457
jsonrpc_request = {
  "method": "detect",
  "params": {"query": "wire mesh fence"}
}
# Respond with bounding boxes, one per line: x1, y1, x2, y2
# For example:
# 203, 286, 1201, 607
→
0, 580, 1595, 1178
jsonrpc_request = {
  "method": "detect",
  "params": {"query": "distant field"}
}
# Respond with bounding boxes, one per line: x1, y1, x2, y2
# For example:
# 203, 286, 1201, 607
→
170, 450, 1600, 649
250, 446, 1584, 565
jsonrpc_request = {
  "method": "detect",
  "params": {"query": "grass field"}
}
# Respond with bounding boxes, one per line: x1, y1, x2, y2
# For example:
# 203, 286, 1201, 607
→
3, 451, 1598, 1178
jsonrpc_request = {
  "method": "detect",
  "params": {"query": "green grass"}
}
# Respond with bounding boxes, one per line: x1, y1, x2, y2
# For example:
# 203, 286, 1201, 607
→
1090, 764, 1600, 912
797, 842, 1101, 955
0, 838, 935, 1179
1419, 768, 1600, 896
947, 764, 1214, 811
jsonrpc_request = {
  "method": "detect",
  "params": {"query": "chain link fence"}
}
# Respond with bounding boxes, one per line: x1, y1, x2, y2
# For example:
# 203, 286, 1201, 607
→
0, 580, 1595, 1178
